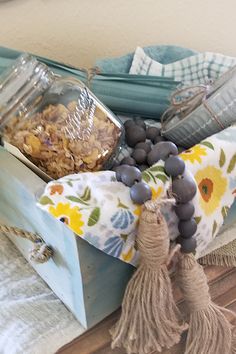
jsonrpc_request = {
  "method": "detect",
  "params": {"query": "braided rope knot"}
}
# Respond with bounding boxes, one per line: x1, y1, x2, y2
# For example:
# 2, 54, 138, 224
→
144, 197, 176, 213
0, 224, 53, 264
29, 242, 53, 263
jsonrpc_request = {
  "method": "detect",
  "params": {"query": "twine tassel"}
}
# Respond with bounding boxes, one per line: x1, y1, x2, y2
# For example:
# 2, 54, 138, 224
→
111, 201, 187, 354
178, 253, 236, 354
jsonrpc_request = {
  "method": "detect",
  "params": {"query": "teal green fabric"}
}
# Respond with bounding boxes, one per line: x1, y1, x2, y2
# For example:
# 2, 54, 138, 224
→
0, 46, 88, 78
0, 46, 189, 119
95, 45, 197, 73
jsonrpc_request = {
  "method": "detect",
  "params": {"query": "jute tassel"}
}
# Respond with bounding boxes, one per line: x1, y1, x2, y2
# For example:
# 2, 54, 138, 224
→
178, 253, 236, 354
111, 200, 187, 354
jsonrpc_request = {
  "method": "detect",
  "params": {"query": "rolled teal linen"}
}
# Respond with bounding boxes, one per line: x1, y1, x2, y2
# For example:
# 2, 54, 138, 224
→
0, 46, 184, 119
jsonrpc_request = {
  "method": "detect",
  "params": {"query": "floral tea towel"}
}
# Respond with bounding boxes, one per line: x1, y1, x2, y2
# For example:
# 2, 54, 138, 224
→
38, 126, 236, 266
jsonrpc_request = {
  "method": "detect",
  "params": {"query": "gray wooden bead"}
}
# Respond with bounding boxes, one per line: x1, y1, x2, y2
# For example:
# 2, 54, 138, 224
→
132, 148, 147, 164
126, 126, 146, 147
164, 155, 185, 177
147, 149, 160, 166
135, 141, 152, 153
120, 156, 136, 166
153, 141, 178, 161
124, 120, 135, 130
121, 166, 142, 187
130, 182, 152, 204
134, 118, 146, 130
178, 218, 197, 238
177, 236, 197, 253
146, 126, 160, 141
175, 202, 195, 220
172, 171, 197, 203
115, 165, 130, 181
153, 135, 166, 144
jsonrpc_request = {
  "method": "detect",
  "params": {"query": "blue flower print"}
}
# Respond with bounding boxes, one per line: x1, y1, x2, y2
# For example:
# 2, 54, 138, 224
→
103, 236, 124, 257
111, 209, 135, 229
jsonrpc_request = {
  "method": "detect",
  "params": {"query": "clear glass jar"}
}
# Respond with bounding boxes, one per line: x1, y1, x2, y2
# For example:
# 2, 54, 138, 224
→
0, 54, 123, 179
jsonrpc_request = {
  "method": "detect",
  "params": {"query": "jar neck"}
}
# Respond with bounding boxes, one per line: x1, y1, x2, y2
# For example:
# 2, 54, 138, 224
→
0, 53, 55, 127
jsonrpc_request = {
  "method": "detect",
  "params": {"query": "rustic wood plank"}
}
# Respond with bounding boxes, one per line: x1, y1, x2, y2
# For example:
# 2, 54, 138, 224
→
209, 268, 236, 299
216, 284, 236, 308
58, 266, 236, 354
204, 265, 234, 282
57, 311, 120, 354
172, 265, 233, 303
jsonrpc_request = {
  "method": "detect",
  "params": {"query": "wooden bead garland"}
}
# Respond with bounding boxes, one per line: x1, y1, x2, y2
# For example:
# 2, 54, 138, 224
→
115, 138, 197, 254
112, 121, 236, 354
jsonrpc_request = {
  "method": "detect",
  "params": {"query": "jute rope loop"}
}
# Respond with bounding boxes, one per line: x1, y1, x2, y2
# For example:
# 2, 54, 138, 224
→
144, 198, 176, 212
0, 224, 53, 264
75, 66, 101, 89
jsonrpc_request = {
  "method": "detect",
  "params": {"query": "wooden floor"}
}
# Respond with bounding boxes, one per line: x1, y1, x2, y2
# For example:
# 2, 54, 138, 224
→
58, 265, 236, 354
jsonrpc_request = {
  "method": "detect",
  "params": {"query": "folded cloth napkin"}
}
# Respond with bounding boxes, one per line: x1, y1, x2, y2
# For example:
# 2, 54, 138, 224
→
38, 125, 236, 266
95, 45, 197, 73
129, 46, 236, 85
0, 234, 84, 354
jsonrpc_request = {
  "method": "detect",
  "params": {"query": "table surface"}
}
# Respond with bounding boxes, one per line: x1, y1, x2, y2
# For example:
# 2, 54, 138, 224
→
58, 265, 236, 354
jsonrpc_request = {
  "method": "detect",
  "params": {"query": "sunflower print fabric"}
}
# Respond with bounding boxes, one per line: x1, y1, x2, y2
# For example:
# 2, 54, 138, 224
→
38, 126, 236, 266
49, 203, 84, 235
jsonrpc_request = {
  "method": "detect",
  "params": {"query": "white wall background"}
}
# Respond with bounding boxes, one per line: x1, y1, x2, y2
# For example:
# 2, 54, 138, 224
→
0, 0, 234, 67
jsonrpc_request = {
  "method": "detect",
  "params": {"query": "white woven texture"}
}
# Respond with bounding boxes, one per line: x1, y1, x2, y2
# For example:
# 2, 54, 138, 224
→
0, 234, 84, 354
130, 47, 236, 85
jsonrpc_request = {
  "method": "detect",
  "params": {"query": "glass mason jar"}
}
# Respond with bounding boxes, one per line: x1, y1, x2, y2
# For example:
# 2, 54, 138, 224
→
0, 54, 123, 179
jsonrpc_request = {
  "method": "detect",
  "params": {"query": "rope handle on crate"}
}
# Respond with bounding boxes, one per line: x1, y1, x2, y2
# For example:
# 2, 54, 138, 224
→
0, 224, 53, 263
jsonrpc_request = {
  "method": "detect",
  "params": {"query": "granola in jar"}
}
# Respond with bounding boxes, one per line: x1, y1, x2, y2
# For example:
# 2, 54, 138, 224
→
3, 102, 121, 179
0, 54, 123, 179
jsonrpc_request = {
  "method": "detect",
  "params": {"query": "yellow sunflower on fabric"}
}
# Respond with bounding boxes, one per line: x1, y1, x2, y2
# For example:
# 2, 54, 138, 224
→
134, 186, 163, 217
180, 145, 207, 164
195, 166, 227, 216
49, 202, 84, 235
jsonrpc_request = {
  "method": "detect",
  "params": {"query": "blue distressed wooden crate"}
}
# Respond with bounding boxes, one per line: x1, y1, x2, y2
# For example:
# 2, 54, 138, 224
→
2, 44, 236, 331
2, 144, 236, 330
0, 147, 134, 329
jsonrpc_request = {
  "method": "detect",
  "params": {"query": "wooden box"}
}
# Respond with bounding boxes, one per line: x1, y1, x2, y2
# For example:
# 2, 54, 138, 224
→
0, 147, 134, 329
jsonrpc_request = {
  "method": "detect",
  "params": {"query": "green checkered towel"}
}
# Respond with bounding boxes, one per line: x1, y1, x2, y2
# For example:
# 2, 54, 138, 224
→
130, 47, 236, 85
